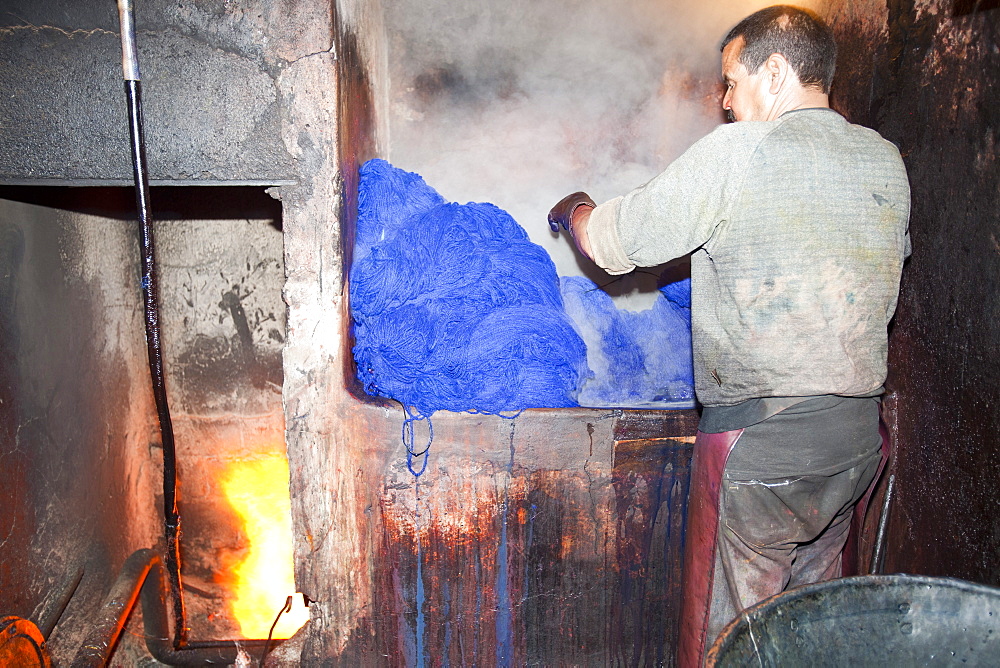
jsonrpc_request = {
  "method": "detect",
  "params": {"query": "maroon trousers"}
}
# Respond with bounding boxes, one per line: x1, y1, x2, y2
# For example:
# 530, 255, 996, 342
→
677, 429, 743, 668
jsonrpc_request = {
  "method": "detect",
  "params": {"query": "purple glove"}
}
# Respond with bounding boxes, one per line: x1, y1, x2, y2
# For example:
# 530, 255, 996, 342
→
548, 191, 596, 233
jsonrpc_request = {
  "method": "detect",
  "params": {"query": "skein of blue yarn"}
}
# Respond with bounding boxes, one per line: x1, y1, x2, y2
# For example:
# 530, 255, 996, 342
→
351, 159, 589, 418
560, 275, 694, 407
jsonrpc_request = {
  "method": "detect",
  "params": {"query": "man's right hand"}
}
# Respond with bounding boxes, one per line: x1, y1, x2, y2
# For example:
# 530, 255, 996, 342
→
548, 191, 596, 233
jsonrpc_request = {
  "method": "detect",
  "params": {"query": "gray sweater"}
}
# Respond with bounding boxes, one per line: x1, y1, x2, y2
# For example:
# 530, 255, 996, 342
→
587, 108, 910, 407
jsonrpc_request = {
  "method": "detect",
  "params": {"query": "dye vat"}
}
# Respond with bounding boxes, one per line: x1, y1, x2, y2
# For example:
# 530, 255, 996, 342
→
707, 574, 1000, 667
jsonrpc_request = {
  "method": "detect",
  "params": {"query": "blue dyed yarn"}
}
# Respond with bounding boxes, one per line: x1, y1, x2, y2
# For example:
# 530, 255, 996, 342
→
351, 160, 588, 428
352, 159, 695, 475
560, 275, 695, 407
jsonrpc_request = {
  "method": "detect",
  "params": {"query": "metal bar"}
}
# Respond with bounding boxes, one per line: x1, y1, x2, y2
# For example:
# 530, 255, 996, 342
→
72, 550, 155, 666
116, 0, 140, 82
34, 566, 85, 639
138, 555, 253, 666
872, 473, 896, 574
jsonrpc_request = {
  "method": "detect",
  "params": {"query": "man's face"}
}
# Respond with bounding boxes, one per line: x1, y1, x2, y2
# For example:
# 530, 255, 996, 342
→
721, 37, 768, 122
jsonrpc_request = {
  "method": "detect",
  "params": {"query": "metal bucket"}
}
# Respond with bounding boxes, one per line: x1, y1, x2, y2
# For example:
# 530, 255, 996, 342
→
707, 575, 1000, 667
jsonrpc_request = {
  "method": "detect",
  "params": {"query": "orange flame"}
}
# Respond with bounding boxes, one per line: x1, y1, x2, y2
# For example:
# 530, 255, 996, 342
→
220, 453, 309, 639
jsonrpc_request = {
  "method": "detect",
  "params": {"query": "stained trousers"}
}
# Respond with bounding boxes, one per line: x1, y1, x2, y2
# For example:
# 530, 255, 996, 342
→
706, 451, 881, 649
678, 401, 884, 667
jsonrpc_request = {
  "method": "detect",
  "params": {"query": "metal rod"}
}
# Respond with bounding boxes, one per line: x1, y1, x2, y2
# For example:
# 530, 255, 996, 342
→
116, 0, 140, 82
872, 472, 896, 574
116, 0, 187, 647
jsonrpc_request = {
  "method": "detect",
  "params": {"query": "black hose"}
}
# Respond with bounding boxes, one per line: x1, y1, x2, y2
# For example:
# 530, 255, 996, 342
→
117, 0, 186, 647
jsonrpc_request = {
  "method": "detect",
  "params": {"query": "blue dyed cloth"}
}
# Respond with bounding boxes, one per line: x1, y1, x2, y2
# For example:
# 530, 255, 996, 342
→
351, 158, 695, 418
351, 159, 588, 416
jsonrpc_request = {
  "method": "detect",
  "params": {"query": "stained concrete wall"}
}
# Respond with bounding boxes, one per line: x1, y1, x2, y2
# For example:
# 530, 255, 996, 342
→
0, 188, 286, 660
0, 189, 161, 661
0, 0, 295, 185
842, 0, 1000, 583
5, 4, 697, 661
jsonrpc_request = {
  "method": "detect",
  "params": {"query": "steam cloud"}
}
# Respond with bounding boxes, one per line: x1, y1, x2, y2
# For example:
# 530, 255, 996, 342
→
383, 0, 817, 303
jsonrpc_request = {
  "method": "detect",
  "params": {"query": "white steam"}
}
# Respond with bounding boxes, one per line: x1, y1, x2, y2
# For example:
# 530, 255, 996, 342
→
383, 0, 819, 306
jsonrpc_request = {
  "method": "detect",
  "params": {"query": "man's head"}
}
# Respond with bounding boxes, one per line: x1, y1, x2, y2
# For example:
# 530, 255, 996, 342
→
720, 5, 836, 122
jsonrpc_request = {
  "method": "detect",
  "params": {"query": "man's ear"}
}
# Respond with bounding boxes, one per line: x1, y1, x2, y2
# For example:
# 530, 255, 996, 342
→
764, 53, 790, 95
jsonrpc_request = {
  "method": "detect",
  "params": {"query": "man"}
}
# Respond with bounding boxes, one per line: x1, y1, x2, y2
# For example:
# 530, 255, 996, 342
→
548, 5, 910, 664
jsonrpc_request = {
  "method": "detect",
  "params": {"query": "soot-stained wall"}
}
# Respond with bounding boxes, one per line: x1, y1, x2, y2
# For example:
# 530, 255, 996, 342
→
0, 0, 296, 185
827, 0, 1000, 583
381, 0, 747, 306
153, 187, 287, 641
0, 190, 161, 662
0, 191, 287, 657
877, 1, 999, 583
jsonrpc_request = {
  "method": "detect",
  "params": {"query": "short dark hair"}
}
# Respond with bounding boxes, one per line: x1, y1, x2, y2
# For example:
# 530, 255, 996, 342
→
721, 5, 837, 93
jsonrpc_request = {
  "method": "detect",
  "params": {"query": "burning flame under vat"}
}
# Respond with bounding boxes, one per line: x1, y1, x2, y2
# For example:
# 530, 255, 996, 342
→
220, 453, 309, 639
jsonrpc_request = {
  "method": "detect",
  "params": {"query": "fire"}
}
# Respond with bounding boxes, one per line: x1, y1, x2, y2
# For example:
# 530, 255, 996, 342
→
221, 453, 309, 639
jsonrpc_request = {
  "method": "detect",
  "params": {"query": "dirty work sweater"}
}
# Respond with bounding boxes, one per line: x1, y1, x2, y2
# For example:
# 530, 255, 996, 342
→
586, 108, 911, 407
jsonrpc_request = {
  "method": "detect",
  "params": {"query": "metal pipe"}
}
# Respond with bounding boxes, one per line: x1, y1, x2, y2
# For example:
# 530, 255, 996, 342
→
115, 0, 187, 646
35, 566, 85, 639
70, 549, 253, 667
72, 550, 155, 667
138, 555, 261, 666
